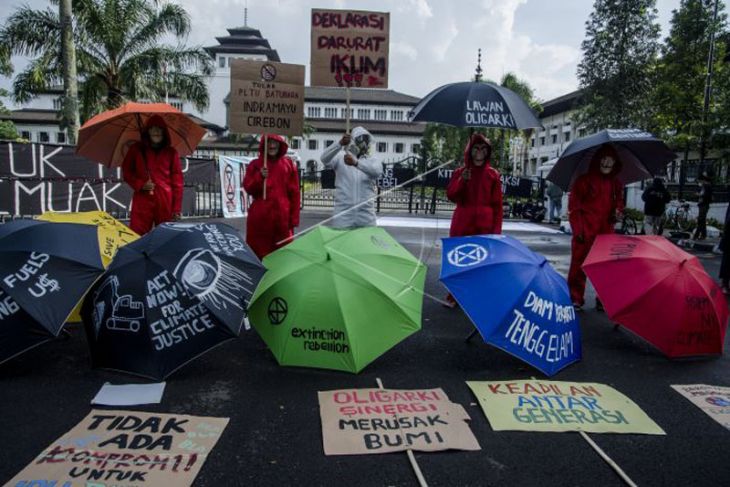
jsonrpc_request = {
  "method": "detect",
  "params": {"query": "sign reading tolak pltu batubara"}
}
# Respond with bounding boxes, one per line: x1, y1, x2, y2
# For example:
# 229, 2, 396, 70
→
318, 388, 480, 455
310, 9, 390, 88
229, 60, 305, 136
7, 410, 228, 486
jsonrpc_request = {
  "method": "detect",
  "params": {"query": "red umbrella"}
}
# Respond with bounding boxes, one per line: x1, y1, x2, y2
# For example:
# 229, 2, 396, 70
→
583, 234, 728, 357
76, 102, 206, 168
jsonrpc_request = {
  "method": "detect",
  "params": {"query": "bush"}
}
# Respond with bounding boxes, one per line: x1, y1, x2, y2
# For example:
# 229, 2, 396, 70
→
623, 207, 644, 222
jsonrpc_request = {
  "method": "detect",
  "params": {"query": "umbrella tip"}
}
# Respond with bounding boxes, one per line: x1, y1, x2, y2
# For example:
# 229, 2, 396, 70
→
474, 48, 483, 82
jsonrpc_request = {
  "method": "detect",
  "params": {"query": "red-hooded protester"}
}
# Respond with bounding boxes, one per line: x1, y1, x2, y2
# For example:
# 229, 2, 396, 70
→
567, 145, 624, 307
446, 133, 503, 236
243, 134, 300, 259
122, 115, 183, 235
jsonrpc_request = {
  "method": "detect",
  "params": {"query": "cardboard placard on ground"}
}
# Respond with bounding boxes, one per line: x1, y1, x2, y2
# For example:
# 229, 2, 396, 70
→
229, 60, 305, 136
318, 387, 480, 455
468, 380, 665, 435
310, 9, 390, 88
7, 410, 229, 486
672, 384, 730, 431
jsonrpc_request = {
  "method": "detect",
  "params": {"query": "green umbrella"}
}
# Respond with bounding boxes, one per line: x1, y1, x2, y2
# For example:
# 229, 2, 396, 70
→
249, 226, 426, 373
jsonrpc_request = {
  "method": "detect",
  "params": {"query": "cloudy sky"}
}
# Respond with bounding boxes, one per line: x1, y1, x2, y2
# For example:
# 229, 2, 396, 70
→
1, 0, 683, 104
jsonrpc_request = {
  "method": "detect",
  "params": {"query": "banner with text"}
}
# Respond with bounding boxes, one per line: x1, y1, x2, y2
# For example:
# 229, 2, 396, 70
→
467, 380, 665, 434
7, 410, 229, 486
672, 384, 730, 431
425, 167, 534, 197
217, 156, 252, 218
318, 387, 481, 455
310, 9, 390, 88
229, 60, 305, 136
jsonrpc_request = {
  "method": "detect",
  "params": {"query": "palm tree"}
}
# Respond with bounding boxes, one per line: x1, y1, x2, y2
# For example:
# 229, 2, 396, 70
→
0, 0, 213, 121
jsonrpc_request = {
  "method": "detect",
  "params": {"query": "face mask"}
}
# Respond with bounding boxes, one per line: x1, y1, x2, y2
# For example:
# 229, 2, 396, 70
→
354, 135, 370, 152
600, 156, 615, 175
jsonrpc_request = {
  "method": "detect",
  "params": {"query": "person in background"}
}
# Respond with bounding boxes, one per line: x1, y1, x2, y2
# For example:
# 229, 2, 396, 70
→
693, 172, 713, 240
320, 126, 383, 229
443, 133, 503, 308
642, 177, 671, 235
546, 181, 564, 223
568, 146, 624, 310
719, 197, 730, 294
243, 134, 300, 260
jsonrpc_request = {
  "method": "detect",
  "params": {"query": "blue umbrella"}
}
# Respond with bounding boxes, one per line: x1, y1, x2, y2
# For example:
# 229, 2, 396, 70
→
547, 128, 675, 191
440, 234, 581, 376
410, 81, 542, 129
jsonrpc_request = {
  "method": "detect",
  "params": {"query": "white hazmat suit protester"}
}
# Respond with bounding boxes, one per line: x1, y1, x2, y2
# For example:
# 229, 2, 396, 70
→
320, 126, 383, 229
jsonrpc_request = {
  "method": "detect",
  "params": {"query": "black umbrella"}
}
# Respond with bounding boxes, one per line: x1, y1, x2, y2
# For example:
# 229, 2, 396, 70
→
547, 129, 676, 191
81, 222, 265, 379
0, 219, 104, 364
410, 81, 542, 129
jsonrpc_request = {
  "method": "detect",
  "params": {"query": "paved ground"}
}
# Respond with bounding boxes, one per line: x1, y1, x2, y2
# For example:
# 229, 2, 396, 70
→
1, 211, 729, 486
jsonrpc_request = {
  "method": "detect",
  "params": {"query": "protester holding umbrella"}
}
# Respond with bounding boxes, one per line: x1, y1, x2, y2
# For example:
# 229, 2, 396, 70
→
567, 146, 624, 310
693, 171, 713, 240
243, 134, 300, 259
443, 134, 503, 308
122, 115, 183, 235
642, 177, 671, 235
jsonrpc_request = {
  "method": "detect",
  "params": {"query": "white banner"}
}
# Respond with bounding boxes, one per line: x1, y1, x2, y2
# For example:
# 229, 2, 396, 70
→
218, 155, 252, 218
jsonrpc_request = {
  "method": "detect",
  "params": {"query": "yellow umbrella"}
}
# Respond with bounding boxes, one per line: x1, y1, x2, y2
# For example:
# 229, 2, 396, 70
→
36, 211, 139, 321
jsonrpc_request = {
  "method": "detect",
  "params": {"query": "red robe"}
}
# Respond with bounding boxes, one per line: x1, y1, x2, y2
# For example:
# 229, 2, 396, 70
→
243, 134, 300, 259
568, 161, 624, 305
122, 115, 183, 236
446, 133, 503, 236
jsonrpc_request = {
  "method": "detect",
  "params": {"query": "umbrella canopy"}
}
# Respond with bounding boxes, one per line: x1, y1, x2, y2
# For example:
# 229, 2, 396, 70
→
81, 222, 265, 379
547, 129, 675, 191
248, 226, 426, 373
410, 81, 542, 130
440, 234, 581, 376
36, 211, 139, 322
0, 220, 105, 364
76, 102, 207, 168
583, 235, 728, 358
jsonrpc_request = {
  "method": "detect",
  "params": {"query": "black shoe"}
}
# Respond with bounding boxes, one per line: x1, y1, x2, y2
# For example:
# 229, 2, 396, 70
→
595, 299, 604, 312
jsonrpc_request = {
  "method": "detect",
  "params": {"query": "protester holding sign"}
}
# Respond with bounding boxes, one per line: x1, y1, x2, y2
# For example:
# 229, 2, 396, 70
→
122, 116, 184, 235
443, 134, 503, 308
320, 126, 383, 229
243, 134, 300, 259
567, 146, 624, 310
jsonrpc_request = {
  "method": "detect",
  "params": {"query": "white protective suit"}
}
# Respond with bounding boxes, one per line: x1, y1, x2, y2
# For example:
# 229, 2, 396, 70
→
320, 126, 384, 229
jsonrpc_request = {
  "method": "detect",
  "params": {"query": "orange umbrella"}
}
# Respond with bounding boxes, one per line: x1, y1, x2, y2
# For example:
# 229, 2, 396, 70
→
76, 102, 207, 168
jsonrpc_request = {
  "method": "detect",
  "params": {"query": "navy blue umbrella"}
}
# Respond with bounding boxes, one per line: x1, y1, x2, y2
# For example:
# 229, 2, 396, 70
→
0, 219, 105, 364
410, 81, 542, 130
82, 222, 265, 379
547, 129, 676, 191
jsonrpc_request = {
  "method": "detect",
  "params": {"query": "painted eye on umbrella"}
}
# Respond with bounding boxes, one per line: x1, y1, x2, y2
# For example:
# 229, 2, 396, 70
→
179, 250, 220, 293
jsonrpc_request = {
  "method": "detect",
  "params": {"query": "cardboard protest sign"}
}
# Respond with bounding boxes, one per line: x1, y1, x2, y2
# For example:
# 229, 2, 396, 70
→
229, 60, 305, 136
672, 384, 730, 431
467, 380, 665, 435
310, 9, 390, 88
318, 388, 480, 455
7, 410, 229, 486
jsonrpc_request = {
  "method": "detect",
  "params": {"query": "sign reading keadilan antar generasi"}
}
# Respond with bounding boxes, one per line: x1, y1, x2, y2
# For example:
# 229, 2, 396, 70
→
229, 60, 305, 137
310, 9, 390, 88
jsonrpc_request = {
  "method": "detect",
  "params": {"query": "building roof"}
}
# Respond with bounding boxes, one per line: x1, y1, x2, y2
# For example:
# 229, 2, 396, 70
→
0, 109, 59, 125
304, 87, 421, 106
306, 119, 425, 137
539, 90, 583, 119
204, 25, 280, 61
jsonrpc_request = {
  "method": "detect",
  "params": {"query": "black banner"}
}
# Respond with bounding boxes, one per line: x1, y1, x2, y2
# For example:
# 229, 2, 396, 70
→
320, 166, 416, 190
424, 167, 533, 197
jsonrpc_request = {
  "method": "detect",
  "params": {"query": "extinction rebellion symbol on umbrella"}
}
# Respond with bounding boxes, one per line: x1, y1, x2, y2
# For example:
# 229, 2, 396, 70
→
268, 297, 288, 325
261, 64, 277, 82
447, 244, 488, 267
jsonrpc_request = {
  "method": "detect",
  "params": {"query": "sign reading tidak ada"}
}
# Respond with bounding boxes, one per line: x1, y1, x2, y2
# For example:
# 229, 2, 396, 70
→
672, 384, 730, 431
467, 380, 665, 435
318, 388, 481, 455
8, 410, 229, 486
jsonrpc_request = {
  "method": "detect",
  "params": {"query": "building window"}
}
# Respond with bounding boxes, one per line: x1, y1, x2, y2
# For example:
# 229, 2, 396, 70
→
218, 56, 226, 68
291, 138, 301, 149
21, 131, 30, 140
390, 110, 404, 121
531, 138, 535, 147
540, 137, 545, 146
578, 128, 586, 138
394, 143, 404, 153
357, 109, 370, 120
228, 57, 235, 67
377, 142, 387, 153
340, 108, 353, 119
325, 140, 335, 148
374, 109, 387, 121
564, 132, 571, 142
411, 144, 420, 153
39, 132, 49, 143
171, 101, 183, 111
307, 106, 321, 118
551, 134, 557, 144
324, 107, 337, 118
53, 98, 62, 110
56, 132, 66, 144
308, 139, 318, 150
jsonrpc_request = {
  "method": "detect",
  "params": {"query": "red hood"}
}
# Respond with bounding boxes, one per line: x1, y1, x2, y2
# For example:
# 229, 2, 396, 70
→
463, 133, 493, 168
258, 133, 289, 160
589, 144, 622, 177
142, 114, 172, 148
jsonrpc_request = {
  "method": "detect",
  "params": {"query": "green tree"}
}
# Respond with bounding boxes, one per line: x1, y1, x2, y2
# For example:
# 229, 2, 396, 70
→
577, 0, 661, 130
0, 89, 19, 140
0, 0, 213, 121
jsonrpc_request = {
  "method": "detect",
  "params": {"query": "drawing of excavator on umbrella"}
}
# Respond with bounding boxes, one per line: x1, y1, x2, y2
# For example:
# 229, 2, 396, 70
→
92, 276, 145, 335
